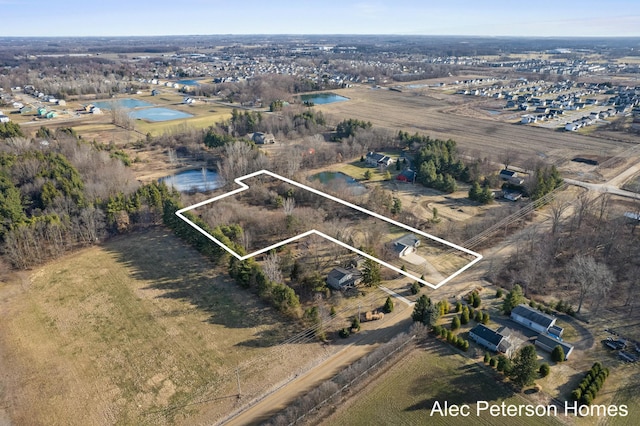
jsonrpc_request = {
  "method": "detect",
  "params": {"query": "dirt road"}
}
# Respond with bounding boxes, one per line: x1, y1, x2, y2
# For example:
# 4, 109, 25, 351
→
221, 305, 413, 426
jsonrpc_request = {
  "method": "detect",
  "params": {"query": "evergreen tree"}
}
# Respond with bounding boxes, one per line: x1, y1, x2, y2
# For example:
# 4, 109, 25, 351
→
362, 257, 382, 287
551, 345, 565, 363
502, 284, 525, 314
384, 296, 395, 313
451, 315, 461, 330
511, 345, 539, 388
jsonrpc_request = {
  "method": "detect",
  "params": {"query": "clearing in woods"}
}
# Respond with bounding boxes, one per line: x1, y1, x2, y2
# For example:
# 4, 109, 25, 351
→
0, 227, 322, 425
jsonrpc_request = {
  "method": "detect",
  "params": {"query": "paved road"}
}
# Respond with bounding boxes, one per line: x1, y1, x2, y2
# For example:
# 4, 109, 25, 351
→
564, 178, 640, 199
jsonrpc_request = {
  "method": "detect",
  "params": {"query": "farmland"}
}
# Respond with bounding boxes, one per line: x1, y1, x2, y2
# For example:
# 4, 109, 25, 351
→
315, 85, 631, 169
0, 228, 322, 425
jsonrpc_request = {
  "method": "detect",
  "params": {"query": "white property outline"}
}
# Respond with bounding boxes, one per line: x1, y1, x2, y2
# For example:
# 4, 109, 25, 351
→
176, 170, 482, 289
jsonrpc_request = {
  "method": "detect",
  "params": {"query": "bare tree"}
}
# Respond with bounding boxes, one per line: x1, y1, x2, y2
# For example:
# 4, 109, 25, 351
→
567, 254, 615, 314
549, 197, 569, 235
263, 251, 284, 284
572, 190, 593, 233
283, 197, 296, 216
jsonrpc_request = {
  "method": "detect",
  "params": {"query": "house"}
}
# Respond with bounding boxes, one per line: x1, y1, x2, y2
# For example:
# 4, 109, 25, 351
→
396, 169, 416, 183
365, 151, 393, 167
499, 169, 524, 185
510, 304, 561, 335
503, 191, 522, 201
57, 99, 66, 106
37, 107, 48, 117
0, 115, 10, 123
565, 122, 579, 132
91, 107, 102, 115
252, 132, 275, 144
469, 324, 507, 352
20, 105, 34, 114
535, 334, 574, 360
45, 111, 57, 119
326, 267, 361, 290
391, 234, 420, 258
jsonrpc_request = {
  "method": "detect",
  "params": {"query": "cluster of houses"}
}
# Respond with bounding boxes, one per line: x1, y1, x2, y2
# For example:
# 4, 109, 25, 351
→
469, 303, 574, 360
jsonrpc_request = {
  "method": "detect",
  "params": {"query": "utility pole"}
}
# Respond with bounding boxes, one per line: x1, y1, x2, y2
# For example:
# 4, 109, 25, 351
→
236, 366, 241, 398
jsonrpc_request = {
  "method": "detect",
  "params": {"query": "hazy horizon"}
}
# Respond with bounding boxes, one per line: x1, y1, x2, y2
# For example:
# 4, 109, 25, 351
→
2, 0, 640, 38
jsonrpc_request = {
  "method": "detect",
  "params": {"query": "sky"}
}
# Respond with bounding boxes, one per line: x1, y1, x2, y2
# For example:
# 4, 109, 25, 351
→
1, 0, 640, 37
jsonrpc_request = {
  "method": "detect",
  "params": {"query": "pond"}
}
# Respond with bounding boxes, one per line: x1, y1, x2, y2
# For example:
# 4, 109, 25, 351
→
177, 79, 201, 86
159, 168, 222, 192
309, 171, 367, 195
129, 107, 194, 122
299, 93, 349, 105
93, 98, 154, 109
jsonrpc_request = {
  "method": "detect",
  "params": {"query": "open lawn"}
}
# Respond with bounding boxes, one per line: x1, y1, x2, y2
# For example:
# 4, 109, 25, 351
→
325, 339, 564, 426
0, 227, 321, 425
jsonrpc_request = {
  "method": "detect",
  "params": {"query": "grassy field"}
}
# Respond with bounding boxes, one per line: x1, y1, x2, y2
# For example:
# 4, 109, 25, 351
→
315, 86, 628, 169
0, 227, 321, 425
325, 340, 564, 426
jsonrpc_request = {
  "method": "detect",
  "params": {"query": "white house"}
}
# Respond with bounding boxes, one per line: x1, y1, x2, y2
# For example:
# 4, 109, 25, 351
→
510, 304, 560, 335
365, 151, 393, 167
469, 324, 507, 352
535, 334, 574, 360
0, 115, 10, 123
391, 234, 420, 258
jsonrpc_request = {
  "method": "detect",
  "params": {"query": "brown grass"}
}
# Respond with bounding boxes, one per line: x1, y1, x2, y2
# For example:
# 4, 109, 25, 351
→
0, 227, 322, 425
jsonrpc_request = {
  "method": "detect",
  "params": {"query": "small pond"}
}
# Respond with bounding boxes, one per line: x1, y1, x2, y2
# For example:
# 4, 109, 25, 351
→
300, 93, 349, 105
310, 171, 366, 195
93, 98, 153, 109
130, 107, 194, 122
177, 79, 201, 86
160, 168, 222, 192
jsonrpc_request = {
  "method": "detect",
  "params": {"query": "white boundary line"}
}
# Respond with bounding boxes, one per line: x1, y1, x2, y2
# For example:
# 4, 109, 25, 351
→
175, 169, 482, 290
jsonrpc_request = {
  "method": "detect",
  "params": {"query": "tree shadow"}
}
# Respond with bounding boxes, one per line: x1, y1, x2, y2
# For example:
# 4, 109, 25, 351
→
103, 229, 295, 347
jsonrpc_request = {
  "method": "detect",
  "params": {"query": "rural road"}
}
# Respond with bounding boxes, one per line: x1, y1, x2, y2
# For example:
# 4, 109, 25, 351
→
221, 306, 413, 426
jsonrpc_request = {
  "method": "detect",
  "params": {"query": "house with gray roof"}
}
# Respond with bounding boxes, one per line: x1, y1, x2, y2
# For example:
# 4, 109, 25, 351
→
469, 324, 507, 352
535, 334, 574, 360
391, 234, 420, 258
327, 267, 361, 290
511, 304, 562, 336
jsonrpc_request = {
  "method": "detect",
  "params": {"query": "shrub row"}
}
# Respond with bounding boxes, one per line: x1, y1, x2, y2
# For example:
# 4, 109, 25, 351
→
432, 325, 470, 351
570, 362, 610, 406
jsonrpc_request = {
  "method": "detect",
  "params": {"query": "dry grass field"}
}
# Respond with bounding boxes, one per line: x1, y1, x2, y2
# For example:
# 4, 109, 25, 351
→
0, 227, 323, 425
315, 86, 631, 168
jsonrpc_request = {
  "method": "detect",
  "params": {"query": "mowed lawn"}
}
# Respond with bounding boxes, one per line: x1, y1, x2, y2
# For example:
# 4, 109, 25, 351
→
326, 340, 564, 426
0, 227, 317, 425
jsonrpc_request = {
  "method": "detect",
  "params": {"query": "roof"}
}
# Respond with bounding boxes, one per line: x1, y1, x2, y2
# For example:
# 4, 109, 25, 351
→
536, 334, 573, 356
366, 151, 392, 164
499, 169, 516, 178
327, 267, 352, 282
469, 324, 505, 347
396, 169, 416, 181
511, 304, 555, 329
393, 234, 420, 248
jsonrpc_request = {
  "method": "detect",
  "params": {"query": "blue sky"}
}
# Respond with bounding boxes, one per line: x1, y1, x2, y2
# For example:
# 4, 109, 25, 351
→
2, 0, 640, 37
